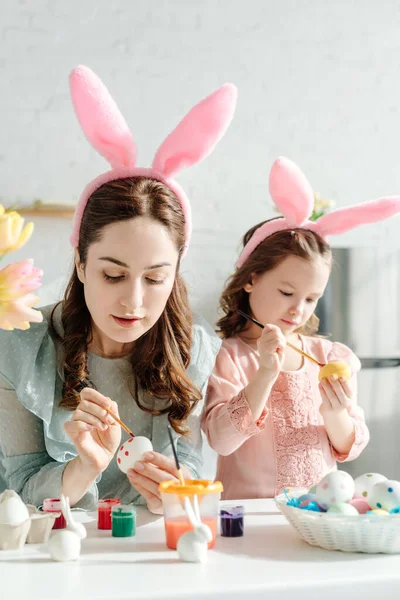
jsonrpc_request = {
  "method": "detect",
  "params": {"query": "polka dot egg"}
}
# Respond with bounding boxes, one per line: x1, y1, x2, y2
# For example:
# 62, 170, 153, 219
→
316, 471, 355, 510
354, 472, 387, 500
116, 436, 153, 473
369, 480, 400, 512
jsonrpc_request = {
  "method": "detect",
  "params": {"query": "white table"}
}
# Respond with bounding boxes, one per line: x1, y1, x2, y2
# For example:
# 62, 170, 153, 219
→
1, 499, 400, 600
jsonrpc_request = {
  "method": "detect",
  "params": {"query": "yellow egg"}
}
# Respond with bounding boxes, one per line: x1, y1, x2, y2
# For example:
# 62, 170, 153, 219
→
368, 509, 389, 516
318, 361, 351, 381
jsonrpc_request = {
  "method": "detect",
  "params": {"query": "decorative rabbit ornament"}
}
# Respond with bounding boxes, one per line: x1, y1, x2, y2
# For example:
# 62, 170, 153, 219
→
177, 494, 213, 563
69, 65, 237, 254
60, 494, 87, 540
237, 156, 400, 267
48, 495, 86, 562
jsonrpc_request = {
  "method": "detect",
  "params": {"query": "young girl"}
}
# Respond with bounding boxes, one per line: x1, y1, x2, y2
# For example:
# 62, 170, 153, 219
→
0, 65, 237, 513
202, 156, 400, 500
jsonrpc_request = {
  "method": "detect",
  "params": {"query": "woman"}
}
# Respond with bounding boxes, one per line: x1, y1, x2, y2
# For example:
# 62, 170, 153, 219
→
0, 65, 236, 512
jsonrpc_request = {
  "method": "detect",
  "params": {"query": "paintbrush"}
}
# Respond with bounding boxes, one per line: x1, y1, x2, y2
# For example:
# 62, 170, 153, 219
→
70, 373, 135, 438
167, 424, 185, 486
237, 309, 325, 367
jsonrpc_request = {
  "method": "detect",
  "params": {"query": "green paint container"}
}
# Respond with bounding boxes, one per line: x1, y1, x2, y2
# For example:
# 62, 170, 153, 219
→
111, 505, 136, 537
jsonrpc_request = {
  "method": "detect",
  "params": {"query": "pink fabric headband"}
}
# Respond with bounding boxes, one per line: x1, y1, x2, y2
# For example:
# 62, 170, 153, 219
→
69, 65, 237, 254
237, 156, 400, 267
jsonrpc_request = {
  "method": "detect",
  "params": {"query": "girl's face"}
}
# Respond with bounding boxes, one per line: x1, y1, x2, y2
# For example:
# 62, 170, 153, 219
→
244, 254, 330, 338
76, 216, 179, 357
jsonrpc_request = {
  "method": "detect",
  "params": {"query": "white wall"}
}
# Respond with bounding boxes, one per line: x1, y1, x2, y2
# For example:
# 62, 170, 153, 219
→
2, 0, 400, 479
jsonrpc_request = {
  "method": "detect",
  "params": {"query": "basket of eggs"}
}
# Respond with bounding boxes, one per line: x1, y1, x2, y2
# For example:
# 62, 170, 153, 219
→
275, 471, 400, 554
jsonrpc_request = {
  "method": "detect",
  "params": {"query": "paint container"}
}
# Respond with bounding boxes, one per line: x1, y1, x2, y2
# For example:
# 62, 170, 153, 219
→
42, 498, 66, 530
220, 505, 244, 537
159, 480, 223, 549
111, 505, 136, 537
97, 498, 121, 530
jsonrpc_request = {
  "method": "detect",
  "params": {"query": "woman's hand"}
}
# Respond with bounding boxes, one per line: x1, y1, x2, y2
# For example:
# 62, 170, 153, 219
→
127, 451, 192, 514
64, 388, 121, 476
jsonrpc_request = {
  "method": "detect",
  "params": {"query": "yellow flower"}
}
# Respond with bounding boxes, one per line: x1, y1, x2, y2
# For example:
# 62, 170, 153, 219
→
0, 293, 43, 331
0, 205, 34, 257
0, 259, 43, 330
313, 193, 335, 211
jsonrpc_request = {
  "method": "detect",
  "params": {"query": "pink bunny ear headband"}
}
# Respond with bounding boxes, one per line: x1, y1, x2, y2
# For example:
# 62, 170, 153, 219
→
69, 65, 237, 253
237, 156, 400, 268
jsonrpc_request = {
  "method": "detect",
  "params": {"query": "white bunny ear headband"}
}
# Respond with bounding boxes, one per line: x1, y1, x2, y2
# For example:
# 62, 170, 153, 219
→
69, 65, 237, 254
237, 156, 400, 268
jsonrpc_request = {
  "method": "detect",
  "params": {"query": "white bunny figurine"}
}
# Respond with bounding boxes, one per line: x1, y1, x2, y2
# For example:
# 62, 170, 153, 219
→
48, 495, 85, 562
60, 494, 87, 539
177, 495, 213, 563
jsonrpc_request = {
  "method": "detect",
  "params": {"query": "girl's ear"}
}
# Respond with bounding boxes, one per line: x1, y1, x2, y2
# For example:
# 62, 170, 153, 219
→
75, 249, 85, 284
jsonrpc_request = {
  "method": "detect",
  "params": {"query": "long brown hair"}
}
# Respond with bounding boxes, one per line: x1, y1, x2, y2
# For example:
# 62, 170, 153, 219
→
51, 176, 201, 434
217, 218, 332, 339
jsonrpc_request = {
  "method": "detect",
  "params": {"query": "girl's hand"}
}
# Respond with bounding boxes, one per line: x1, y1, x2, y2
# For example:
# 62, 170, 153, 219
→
127, 451, 192, 514
64, 388, 121, 476
319, 375, 353, 416
257, 324, 286, 378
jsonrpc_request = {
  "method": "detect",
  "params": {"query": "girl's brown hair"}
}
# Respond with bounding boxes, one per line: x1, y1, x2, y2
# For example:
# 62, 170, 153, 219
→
51, 176, 201, 435
217, 218, 332, 339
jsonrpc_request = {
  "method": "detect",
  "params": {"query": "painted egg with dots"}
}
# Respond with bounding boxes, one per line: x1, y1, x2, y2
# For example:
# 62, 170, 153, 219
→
369, 480, 400, 512
354, 472, 387, 500
316, 471, 355, 510
116, 436, 153, 473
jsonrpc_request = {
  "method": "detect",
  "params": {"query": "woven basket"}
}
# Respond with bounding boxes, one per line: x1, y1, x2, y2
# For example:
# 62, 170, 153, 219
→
275, 491, 400, 553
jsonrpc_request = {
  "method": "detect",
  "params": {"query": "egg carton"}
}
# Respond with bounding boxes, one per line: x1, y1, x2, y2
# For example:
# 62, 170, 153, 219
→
275, 491, 400, 554
0, 490, 60, 550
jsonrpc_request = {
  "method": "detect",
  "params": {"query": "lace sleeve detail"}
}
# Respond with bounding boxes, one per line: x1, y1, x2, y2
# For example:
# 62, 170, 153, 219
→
227, 390, 267, 436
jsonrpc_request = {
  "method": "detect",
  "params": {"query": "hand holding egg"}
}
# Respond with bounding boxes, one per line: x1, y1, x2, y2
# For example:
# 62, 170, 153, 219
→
318, 361, 351, 381
116, 436, 154, 473
319, 365, 353, 415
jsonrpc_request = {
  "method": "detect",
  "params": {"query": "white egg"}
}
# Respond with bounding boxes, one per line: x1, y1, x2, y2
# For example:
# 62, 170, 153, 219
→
316, 471, 355, 510
354, 473, 387, 500
327, 502, 359, 515
0, 496, 30, 526
369, 480, 400, 512
48, 530, 81, 562
116, 436, 153, 473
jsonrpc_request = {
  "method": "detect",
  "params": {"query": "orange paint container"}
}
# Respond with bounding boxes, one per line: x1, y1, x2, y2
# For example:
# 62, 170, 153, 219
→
159, 480, 223, 550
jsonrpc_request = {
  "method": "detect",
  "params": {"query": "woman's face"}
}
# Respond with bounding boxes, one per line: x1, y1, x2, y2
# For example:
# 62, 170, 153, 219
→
76, 216, 179, 357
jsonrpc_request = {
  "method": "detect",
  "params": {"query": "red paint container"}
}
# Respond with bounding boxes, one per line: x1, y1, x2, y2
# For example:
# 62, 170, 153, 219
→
42, 498, 66, 529
98, 498, 121, 530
